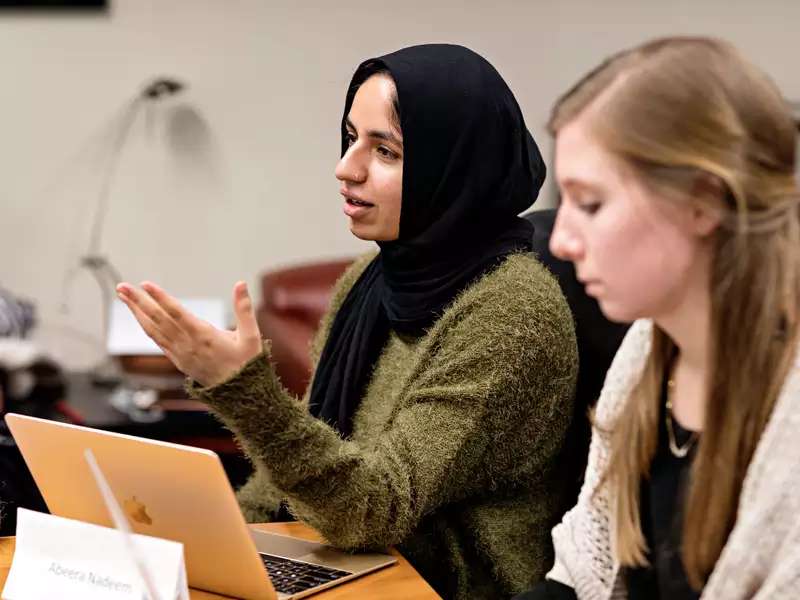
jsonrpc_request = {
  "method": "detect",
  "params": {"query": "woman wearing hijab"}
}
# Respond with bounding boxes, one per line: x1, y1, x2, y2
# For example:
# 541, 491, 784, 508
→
117, 44, 578, 599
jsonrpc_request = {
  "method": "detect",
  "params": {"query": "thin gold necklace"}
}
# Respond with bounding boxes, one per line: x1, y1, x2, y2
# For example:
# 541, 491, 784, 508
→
665, 378, 698, 458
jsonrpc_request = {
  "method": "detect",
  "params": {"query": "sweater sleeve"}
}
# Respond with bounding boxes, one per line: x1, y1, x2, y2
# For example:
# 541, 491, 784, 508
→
191, 256, 577, 551
235, 465, 285, 523
192, 254, 378, 522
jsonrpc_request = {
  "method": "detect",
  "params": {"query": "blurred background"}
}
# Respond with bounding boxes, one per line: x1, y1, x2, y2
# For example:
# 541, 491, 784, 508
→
0, 0, 798, 535
1, 0, 798, 370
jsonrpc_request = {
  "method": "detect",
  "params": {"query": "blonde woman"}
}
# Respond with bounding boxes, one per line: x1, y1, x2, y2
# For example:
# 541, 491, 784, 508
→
516, 37, 800, 599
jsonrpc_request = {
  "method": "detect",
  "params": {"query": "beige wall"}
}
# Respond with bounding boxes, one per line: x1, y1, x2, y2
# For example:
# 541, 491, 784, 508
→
2, 0, 798, 368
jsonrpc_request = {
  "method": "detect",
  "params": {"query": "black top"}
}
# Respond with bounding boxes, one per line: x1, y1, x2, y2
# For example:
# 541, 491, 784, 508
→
525, 208, 630, 512
513, 383, 701, 600
627, 394, 700, 599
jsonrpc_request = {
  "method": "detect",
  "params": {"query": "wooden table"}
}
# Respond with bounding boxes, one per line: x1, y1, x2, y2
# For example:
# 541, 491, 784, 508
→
0, 521, 441, 599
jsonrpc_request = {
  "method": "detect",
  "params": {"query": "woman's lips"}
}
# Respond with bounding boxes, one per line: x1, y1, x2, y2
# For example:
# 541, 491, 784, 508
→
343, 197, 374, 218
583, 281, 602, 296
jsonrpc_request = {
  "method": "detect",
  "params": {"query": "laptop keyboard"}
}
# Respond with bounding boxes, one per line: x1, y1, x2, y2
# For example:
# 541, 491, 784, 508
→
260, 553, 352, 595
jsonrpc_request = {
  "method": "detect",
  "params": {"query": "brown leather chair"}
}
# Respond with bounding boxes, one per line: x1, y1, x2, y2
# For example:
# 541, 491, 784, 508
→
256, 259, 354, 397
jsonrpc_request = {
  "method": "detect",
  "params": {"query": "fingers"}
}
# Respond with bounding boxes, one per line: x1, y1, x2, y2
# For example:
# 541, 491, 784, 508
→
117, 282, 188, 346
233, 281, 260, 340
118, 283, 173, 330
139, 281, 202, 335
116, 283, 173, 350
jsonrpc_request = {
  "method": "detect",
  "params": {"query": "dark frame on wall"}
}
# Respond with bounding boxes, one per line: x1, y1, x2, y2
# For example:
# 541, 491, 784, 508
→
0, 0, 107, 8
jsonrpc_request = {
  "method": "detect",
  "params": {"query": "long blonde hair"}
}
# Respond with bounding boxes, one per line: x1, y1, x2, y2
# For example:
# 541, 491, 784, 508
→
548, 37, 800, 588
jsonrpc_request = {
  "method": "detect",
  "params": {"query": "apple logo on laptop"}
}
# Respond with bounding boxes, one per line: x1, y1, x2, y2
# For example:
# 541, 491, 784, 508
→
123, 496, 153, 526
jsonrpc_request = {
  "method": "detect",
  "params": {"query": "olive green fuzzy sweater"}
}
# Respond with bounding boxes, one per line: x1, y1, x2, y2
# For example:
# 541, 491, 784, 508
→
189, 253, 578, 599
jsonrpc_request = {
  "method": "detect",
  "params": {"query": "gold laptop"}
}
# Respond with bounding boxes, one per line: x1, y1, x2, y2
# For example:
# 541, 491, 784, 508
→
5, 413, 396, 599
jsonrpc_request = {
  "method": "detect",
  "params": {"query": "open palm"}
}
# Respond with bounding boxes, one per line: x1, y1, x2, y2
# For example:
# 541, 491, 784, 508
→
115, 280, 263, 388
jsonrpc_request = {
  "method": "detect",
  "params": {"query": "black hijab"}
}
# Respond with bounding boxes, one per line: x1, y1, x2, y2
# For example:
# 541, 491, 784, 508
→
308, 44, 546, 438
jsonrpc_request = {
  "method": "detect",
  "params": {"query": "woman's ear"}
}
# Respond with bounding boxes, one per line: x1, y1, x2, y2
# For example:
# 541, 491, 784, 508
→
690, 173, 725, 236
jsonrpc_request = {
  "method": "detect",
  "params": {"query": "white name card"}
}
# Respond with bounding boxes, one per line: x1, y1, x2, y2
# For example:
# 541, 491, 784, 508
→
2, 509, 189, 600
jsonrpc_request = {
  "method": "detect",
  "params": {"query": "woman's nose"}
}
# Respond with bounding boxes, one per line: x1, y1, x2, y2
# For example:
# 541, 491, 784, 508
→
335, 146, 367, 183
549, 208, 585, 262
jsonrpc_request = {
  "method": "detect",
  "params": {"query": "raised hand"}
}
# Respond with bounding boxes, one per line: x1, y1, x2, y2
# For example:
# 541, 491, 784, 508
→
115, 280, 263, 388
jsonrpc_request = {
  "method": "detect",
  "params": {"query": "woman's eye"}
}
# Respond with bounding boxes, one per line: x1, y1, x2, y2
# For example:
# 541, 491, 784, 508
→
377, 146, 398, 160
578, 200, 602, 215
345, 132, 356, 146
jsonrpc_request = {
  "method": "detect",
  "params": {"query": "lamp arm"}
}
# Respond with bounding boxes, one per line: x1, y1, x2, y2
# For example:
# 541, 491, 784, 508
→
81, 255, 124, 344
86, 97, 143, 257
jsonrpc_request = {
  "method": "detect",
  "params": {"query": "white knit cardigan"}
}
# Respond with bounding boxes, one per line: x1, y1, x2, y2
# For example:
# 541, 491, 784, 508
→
547, 319, 800, 599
